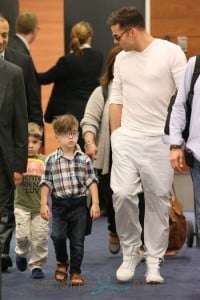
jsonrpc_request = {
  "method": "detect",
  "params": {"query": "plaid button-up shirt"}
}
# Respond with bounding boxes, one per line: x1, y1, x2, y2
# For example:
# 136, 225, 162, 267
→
40, 145, 97, 198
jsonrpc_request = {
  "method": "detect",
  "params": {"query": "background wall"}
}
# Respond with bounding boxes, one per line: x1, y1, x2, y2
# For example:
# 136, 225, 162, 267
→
8, 0, 200, 158
19, 0, 64, 153
0, 0, 18, 35
2, 1, 195, 209
151, 0, 200, 59
64, 0, 145, 64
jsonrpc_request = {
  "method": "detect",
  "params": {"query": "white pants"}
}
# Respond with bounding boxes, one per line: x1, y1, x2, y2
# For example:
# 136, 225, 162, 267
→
110, 127, 173, 259
14, 207, 49, 270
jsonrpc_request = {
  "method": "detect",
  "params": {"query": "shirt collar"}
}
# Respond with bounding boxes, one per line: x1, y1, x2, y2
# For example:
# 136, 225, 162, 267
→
80, 43, 91, 49
16, 34, 30, 51
55, 144, 82, 159
0, 51, 5, 59
70, 43, 91, 53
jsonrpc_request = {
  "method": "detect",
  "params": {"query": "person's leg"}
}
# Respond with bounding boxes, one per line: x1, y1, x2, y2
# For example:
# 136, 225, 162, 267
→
100, 173, 121, 254
29, 212, 49, 277
0, 191, 15, 271
140, 137, 173, 283
68, 206, 87, 277
111, 129, 143, 282
138, 192, 145, 245
0, 192, 15, 254
190, 157, 200, 247
0, 157, 12, 216
51, 202, 69, 282
14, 208, 31, 272
51, 204, 68, 264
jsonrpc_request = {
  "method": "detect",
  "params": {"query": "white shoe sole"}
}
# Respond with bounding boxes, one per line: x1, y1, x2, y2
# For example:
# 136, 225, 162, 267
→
146, 275, 164, 284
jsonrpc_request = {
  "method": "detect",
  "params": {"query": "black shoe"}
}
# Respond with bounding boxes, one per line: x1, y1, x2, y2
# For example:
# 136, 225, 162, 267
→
31, 268, 44, 279
1, 254, 13, 272
16, 254, 27, 272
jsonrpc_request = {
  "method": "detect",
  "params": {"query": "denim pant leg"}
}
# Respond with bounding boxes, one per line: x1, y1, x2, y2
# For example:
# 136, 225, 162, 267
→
67, 206, 87, 274
190, 157, 200, 246
51, 205, 68, 264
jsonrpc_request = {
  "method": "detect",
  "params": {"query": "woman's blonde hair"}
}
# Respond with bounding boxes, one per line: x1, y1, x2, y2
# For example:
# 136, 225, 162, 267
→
70, 21, 93, 56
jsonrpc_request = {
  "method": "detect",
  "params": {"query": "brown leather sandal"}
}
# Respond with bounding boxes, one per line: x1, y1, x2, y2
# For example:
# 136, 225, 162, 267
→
70, 273, 84, 286
55, 263, 68, 283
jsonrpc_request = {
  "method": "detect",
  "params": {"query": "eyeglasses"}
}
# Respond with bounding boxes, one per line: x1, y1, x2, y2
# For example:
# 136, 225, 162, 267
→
58, 131, 79, 138
112, 28, 132, 41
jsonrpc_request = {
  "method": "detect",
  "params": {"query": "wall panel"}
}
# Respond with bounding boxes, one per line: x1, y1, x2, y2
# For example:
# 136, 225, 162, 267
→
151, 0, 200, 59
19, 0, 64, 154
64, 0, 145, 63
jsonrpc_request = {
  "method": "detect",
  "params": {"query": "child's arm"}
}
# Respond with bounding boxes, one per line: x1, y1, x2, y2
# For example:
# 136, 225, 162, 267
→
40, 184, 51, 221
89, 182, 100, 220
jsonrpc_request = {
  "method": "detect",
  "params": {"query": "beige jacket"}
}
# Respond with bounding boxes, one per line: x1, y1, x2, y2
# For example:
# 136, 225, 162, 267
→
80, 83, 112, 175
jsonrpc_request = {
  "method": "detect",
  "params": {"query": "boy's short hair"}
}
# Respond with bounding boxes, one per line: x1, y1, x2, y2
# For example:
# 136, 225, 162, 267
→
16, 12, 39, 34
52, 114, 79, 135
28, 122, 43, 140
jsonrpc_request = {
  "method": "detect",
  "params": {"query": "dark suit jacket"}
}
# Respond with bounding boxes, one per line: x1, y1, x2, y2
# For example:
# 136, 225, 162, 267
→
0, 59, 28, 185
8, 35, 30, 55
5, 47, 43, 126
8, 35, 42, 110
38, 48, 103, 123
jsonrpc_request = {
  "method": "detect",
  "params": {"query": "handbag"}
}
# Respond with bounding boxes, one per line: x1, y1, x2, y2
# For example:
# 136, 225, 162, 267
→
167, 185, 187, 251
164, 55, 200, 141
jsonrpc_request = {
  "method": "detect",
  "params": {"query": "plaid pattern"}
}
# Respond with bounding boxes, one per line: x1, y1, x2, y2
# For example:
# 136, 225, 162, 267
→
40, 145, 97, 198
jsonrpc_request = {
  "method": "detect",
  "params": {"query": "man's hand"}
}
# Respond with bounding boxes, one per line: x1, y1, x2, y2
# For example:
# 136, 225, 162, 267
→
170, 149, 184, 172
14, 172, 23, 185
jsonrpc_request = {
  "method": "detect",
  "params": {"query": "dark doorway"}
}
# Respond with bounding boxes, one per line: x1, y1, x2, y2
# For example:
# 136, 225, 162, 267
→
64, 1, 145, 63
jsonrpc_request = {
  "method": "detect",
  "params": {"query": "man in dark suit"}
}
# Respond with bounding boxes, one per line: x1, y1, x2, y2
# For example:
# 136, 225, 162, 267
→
5, 48, 43, 125
8, 12, 40, 71
0, 14, 42, 272
0, 58, 28, 291
0, 59, 28, 215
0, 13, 42, 124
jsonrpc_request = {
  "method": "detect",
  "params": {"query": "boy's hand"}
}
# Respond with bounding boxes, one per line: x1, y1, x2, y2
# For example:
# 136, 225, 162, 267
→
90, 203, 100, 220
40, 204, 50, 221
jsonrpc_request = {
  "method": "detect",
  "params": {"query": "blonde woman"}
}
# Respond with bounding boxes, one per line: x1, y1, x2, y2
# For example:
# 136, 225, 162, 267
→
38, 21, 103, 149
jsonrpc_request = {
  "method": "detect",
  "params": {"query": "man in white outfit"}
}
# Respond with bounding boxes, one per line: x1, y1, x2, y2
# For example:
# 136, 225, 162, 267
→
107, 6, 186, 284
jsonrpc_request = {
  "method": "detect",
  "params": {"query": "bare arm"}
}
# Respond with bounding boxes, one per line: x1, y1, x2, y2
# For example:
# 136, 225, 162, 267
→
89, 182, 100, 220
109, 103, 122, 133
40, 184, 51, 220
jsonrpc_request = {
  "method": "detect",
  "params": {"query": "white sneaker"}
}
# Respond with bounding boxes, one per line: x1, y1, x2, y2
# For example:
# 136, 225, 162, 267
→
145, 257, 164, 284
116, 253, 141, 282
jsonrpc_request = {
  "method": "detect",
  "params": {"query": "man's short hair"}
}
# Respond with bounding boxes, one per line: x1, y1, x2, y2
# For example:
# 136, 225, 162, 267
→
16, 12, 39, 34
107, 6, 145, 30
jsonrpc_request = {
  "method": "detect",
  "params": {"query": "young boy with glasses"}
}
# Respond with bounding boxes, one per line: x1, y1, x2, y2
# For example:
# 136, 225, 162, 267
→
40, 114, 100, 286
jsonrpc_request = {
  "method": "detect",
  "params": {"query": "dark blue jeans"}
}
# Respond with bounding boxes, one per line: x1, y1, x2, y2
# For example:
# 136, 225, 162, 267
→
190, 156, 200, 246
51, 197, 87, 274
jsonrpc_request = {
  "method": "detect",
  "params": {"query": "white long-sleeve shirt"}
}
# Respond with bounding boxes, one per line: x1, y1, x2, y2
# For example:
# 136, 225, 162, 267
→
170, 56, 200, 161
110, 38, 187, 137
